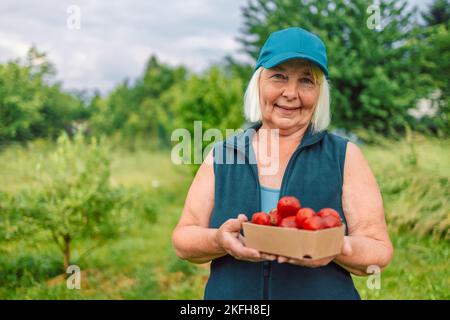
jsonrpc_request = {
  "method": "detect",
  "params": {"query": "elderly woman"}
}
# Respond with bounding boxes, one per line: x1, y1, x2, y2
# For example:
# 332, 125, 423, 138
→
172, 27, 393, 300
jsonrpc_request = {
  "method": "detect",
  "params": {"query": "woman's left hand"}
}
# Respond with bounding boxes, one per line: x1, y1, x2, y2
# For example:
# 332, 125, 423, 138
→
276, 236, 352, 267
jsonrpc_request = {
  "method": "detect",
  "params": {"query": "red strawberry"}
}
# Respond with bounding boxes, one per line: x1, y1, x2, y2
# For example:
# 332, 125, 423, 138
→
295, 208, 315, 229
279, 216, 297, 228
251, 212, 271, 226
269, 208, 282, 226
321, 215, 342, 228
277, 196, 301, 218
302, 216, 324, 230
317, 208, 341, 220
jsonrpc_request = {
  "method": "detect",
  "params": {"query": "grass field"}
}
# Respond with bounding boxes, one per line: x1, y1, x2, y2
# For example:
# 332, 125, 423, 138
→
0, 134, 448, 299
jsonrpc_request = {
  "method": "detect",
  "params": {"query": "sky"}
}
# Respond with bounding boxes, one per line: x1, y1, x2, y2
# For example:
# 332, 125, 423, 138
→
0, 0, 432, 94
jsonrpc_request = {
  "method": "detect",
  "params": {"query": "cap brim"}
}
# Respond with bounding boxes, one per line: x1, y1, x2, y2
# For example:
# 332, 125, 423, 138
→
260, 51, 328, 77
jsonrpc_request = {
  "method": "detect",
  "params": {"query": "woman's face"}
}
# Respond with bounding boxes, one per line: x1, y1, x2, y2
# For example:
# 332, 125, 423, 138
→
259, 59, 320, 133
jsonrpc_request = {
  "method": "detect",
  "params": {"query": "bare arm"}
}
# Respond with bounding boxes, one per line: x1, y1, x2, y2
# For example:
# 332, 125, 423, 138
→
171, 150, 225, 263
333, 142, 394, 276
172, 149, 270, 264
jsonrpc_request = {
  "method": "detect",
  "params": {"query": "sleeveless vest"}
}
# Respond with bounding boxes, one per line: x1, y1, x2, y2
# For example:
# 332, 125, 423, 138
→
204, 122, 360, 300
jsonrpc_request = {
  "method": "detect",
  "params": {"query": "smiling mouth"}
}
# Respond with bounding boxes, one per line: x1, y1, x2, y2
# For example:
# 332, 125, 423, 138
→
274, 104, 301, 111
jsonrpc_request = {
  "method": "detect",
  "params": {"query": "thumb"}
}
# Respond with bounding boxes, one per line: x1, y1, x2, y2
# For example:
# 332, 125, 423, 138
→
224, 214, 247, 232
341, 236, 353, 256
237, 213, 248, 222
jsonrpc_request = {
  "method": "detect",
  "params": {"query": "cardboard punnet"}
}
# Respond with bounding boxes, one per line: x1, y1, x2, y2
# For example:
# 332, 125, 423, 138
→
242, 222, 345, 260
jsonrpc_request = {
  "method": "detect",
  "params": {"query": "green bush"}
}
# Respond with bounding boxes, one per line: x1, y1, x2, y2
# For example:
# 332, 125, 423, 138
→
0, 47, 86, 144
5, 132, 130, 271
0, 250, 62, 288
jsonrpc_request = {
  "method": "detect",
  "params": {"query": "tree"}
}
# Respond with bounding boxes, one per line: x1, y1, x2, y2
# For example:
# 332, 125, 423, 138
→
90, 55, 188, 147
165, 66, 245, 173
238, 0, 437, 136
421, 0, 450, 27
0, 47, 85, 144
415, 0, 450, 135
26, 132, 127, 270
0, 60, 42, 142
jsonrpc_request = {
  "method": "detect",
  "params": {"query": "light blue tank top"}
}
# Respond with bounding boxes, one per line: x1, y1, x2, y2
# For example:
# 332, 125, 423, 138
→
260, 185, 280, 213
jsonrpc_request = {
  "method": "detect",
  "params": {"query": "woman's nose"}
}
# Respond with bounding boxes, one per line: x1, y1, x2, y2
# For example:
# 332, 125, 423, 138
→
282, 80, 299, 100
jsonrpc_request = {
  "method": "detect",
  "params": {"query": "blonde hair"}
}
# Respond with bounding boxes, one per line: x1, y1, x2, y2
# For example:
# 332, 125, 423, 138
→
243, 65, 330, 133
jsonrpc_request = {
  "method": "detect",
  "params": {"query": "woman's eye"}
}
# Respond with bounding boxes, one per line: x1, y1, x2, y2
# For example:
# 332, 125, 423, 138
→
300, 77, 314, 84
272, 74, 286, 80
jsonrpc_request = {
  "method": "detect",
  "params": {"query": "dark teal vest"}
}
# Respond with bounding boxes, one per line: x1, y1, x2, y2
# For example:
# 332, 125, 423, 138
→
204, 122, 360, 300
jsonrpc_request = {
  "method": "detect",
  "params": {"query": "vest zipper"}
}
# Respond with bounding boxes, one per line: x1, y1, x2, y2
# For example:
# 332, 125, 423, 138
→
246, 141, 271, 301
279, 130, 325, 194
279, 145, 303, 196
262, 261, 271, 300
233, 131, 320, 301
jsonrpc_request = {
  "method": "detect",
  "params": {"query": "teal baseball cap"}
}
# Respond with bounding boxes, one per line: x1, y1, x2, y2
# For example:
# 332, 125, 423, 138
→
255, 27, 329, 77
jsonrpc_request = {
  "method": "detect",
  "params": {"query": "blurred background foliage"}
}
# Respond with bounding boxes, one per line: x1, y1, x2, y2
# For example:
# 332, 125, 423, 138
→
0, 0, 449, 299
0, 0, 448, 148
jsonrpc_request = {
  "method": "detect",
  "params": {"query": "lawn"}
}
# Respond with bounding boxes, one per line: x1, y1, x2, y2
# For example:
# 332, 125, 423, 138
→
0, 134, 448, 299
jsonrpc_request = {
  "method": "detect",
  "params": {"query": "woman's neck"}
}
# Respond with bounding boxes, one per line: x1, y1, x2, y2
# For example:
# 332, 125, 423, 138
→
258, 122, 309, 146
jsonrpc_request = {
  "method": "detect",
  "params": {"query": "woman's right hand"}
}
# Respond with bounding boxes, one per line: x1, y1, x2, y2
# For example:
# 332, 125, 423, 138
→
216, 214, 277, 262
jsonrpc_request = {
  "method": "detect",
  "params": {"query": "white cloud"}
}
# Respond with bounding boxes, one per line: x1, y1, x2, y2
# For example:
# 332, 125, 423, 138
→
0, 0, 248, 93
4, 0, 429, 94
0, 32, 29, 58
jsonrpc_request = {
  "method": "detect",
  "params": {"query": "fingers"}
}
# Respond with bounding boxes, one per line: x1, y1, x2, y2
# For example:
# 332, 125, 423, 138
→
237, 234, 276, 261
223, 232, 260, 260
277, 255, 333, 267
224, 233, 278, 262
260, 253, 277, 261
231, 245, 261, 261
297, 257, 332, 268
219, 214, 271, 262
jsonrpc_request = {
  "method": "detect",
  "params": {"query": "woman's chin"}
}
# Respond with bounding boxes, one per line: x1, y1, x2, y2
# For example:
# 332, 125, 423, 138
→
272, 117, 300, 130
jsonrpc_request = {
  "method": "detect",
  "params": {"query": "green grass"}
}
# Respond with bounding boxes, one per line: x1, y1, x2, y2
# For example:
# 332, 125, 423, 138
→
362, 135, 450, 176
353, 232, 449, 299
362, 135, 449, 240
0, 140, 53, 193
0, 134, 448, 299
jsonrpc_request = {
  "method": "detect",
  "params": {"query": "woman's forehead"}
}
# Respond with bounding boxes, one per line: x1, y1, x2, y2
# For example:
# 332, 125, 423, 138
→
269, 59, 312, 73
